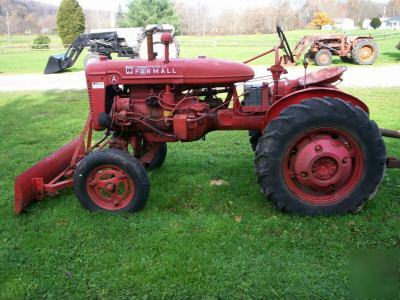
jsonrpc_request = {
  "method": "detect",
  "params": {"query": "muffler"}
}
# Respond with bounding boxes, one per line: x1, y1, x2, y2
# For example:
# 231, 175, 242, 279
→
14, 137, 84, 214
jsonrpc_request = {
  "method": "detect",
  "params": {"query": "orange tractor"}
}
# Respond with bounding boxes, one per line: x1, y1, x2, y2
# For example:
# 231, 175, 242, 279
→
291, 34, 379, 66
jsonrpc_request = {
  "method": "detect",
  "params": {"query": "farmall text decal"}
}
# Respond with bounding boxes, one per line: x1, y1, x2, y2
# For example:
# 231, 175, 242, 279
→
126, 65, 178, 75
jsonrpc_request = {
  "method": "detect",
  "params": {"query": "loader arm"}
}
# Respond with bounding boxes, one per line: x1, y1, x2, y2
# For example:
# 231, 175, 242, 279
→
290, 36, 315, 64
44, 32, 125, 74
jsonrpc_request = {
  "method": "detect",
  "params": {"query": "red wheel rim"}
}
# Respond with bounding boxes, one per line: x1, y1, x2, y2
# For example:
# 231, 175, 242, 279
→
86, 165, 135, 210
283, 128, 364, 205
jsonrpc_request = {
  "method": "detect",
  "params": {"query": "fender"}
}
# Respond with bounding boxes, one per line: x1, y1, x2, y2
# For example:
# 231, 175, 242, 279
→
263, 87, 369, 127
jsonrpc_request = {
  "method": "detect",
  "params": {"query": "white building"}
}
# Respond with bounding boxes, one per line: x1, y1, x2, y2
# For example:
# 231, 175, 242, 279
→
384, 16, 400, 29
333, 18, 356, 30
362, 19, 371, 29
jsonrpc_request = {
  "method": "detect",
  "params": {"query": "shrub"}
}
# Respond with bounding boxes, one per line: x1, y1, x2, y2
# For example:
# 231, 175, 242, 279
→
32, 35, 51, 49
396, 42, 400, 51
370, 17, 382, 30
308, 12, 333, 29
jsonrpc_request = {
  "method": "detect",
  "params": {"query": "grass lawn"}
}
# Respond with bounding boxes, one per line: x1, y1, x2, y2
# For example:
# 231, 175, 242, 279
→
0, 29, 399, 74
0, 88, 399, 298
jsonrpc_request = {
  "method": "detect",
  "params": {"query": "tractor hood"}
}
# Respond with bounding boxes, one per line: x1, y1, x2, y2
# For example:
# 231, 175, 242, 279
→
85, 57, 255, 86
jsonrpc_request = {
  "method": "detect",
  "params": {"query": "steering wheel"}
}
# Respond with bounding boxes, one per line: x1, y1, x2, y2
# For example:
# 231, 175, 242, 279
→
277, 26, 295, 63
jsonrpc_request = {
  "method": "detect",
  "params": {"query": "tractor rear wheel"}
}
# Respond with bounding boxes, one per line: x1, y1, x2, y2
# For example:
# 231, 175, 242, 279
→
352, 39, 378, 65
73, 149, 150, 213
314, 49, 332, 66
255, 98, 386, 216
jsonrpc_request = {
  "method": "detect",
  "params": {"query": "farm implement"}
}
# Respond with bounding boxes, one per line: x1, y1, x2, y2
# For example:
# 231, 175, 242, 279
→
16, 27, 399, 216
290, 33, 378, 66
44, 24, 179, 74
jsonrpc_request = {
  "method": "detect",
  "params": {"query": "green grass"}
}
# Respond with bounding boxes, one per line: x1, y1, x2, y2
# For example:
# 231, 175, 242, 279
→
0, 29, 399, 74
0, 88, 399, 298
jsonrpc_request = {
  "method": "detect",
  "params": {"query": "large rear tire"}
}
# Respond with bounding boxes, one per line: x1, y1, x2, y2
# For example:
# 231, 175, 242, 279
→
255, 98, 386, 216
74, 149, 150, 213
352, 39, 378, 65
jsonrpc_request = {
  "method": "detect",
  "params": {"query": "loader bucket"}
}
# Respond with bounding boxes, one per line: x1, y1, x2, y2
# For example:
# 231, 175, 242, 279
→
44, 54, 67, 74
14, 137, 83, 214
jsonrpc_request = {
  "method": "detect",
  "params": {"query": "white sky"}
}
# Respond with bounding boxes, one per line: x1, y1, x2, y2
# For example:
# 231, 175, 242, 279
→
36, 0, 389, 12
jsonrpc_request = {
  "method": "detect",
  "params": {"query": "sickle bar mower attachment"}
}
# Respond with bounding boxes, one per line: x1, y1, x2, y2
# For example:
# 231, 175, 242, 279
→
14, 118, 92, 214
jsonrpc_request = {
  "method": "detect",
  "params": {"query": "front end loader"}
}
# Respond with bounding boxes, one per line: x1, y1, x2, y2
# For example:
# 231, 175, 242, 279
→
44, 24, 180, 74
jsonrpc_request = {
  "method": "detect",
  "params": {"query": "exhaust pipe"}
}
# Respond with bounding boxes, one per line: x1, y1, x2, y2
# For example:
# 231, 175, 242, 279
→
145, 24, 163, 61
146, 30, 155, 61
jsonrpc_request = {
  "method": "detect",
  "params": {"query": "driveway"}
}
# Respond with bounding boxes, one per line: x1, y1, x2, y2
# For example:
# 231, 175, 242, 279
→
0, 65, 399, 91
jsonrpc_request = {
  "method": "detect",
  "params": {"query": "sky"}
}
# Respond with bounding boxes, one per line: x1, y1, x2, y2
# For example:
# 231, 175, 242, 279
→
36, 0, 389, 12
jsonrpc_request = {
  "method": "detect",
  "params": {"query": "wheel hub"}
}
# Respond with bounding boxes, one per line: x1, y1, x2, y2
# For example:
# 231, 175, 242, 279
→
294, 134, 352, 191
87, 165, 134, 210
360, 46, 373, 60
320, 54, 329, 64
312, 157, 338, 181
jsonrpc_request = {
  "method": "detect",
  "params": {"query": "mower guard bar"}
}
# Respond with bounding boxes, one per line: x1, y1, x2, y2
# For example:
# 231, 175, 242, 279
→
14, 137, 84, 214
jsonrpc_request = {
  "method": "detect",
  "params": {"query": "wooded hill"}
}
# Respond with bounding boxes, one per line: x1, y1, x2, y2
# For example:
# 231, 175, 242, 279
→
0, 0, 57, 35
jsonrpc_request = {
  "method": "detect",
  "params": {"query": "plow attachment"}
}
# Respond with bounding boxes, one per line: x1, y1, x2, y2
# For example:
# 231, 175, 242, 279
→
14, 137, 85, 214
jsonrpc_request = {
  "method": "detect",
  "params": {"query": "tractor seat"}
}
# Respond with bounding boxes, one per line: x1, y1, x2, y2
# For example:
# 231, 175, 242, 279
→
297, 66, 347, 87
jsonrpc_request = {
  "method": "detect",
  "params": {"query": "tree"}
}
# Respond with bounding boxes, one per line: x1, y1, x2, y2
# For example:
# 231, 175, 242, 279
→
121, 0, 180, 31
56, 0, 85, 46
370, 17, 381, 29
308, 11, 333, 29
0, 0, 11, 41
396, 41, 400, 51
388, 0, 400, 17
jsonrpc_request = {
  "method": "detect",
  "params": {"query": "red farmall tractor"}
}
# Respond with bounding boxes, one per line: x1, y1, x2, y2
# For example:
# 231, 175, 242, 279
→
14, 27, 400, 216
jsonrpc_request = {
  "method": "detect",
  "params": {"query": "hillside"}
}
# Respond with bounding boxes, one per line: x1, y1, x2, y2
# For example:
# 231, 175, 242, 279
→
0, 0, 57, 34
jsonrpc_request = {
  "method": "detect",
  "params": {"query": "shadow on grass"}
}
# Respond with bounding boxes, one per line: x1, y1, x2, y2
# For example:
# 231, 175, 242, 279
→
382, 51, 400, 62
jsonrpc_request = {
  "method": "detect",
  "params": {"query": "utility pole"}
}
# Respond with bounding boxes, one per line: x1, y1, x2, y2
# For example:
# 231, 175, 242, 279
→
234, 7, 237, 36
5, 3, 10, 43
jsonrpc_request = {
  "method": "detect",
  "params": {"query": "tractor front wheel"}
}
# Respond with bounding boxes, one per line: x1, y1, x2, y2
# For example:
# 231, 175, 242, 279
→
255, 98, 386, 216
146, 143, 168, 170
73, 149, 150, 213
135, 141, 167, 170
314, 49, 332, 66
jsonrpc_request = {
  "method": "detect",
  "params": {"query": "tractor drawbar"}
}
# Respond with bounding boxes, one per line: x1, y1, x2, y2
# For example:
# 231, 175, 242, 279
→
381, 128, 400, 169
